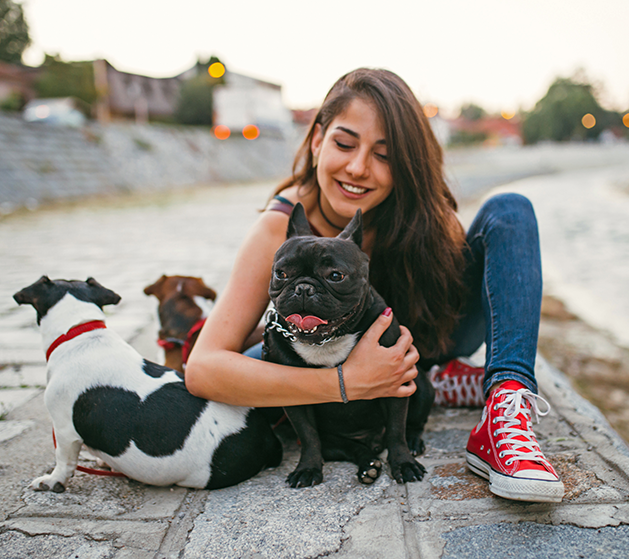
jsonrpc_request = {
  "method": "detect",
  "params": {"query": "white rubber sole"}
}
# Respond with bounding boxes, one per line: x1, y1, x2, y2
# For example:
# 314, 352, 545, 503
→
466, 451, 565, 503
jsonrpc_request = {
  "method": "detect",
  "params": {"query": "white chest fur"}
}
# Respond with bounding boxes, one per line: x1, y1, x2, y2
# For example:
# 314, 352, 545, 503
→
291, 333, 359, 368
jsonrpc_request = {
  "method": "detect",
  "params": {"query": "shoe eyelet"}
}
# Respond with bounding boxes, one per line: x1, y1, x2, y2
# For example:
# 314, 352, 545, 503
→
492, 418, 497, 424
506, 459, 513, 466
493, 405, 498, 410
499, 451, 505, 458
480, 445, 484, 450
493, 430, 498, 437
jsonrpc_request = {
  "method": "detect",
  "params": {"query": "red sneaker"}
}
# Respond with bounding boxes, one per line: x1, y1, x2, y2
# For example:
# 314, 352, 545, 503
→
430, 358, 485, 407
466, 380, 565, 503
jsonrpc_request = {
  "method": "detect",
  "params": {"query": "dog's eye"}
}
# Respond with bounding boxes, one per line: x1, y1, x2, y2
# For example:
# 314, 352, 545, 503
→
328, 271, 345, 282
275, 270, 287, 280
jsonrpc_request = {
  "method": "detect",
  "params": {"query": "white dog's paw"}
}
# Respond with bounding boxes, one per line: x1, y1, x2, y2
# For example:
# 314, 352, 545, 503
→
30, 474, 66, 493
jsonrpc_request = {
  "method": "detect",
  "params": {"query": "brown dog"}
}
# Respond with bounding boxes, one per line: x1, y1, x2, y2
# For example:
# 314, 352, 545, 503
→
145, 275, 264, 373
144, 275, 217, 372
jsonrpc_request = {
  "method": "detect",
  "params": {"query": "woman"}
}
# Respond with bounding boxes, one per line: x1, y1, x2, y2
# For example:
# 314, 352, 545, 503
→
185, 68, 564, 503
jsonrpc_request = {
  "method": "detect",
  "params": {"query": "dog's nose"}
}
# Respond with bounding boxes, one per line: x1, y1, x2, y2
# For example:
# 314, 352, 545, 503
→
294, 283, 315, 298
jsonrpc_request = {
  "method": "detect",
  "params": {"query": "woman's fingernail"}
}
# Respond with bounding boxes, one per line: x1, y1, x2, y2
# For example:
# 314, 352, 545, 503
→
382, 307, 392, 317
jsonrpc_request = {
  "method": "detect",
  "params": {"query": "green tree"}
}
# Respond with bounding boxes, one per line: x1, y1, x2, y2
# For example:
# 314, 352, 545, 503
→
176, 75, 215, 125
175, 55, 225, 126
0, 0, 30, 64
522, 73, 618, 143
34, 54, 97, 110
459, 103, 486, 121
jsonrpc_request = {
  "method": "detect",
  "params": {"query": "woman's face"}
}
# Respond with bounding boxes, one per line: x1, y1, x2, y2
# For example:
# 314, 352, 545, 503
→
311, 98, 393, 225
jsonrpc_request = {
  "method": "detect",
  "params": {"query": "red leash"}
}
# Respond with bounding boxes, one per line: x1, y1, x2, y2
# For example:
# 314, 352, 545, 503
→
52, 429, 127, 478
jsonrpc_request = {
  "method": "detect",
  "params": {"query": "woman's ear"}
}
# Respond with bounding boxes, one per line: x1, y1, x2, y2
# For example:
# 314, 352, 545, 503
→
310, 123, 323, 159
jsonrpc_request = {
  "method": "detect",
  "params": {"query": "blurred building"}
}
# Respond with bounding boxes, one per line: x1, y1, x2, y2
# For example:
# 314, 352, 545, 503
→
93, 59, 293, 135
0, 61, 39, 106
93, 59, 180, 123
448, 115, 523, 147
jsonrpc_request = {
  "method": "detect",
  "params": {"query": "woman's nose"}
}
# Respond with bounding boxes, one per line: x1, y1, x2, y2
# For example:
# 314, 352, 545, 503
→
346, 150, 370, 178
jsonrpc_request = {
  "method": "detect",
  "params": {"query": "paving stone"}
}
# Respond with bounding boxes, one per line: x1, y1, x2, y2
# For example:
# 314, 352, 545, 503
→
0, 388, 40, 416
0, 419, 35, 443
0, 531, 115, 559
4, 517, 169, 551
441, 522, 629, 558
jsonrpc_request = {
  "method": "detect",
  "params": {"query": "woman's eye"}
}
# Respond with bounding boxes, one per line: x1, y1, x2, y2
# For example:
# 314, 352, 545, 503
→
275, 270, 287, 280
334, 140, 352, 150
328, 271, 345, 282
375, 152, 388, 161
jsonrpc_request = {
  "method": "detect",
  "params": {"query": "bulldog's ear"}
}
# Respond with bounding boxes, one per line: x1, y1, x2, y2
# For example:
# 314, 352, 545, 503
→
337, 209, 363, 249
86, 277, 122, 307
287, 202, 313, 238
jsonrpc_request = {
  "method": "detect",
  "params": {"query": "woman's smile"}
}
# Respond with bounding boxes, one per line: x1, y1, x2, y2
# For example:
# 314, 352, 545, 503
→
337, 181, 370, 198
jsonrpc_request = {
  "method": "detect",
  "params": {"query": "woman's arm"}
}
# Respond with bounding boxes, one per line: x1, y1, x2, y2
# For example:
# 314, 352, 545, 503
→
185, 209, 419, 407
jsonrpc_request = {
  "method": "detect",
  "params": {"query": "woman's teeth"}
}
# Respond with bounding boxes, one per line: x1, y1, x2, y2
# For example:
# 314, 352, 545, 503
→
340, 183, 368, 195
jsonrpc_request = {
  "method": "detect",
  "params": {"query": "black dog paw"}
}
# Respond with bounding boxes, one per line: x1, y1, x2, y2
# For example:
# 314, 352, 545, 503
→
406, 431, 426, 456
392, 460, 426, 484
358, 459, 382, 484
286, 468, 323, 488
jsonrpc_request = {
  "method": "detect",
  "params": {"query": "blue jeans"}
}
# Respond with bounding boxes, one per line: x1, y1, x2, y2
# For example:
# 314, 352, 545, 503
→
425, 192, 542, 396
248, 193, 542, 398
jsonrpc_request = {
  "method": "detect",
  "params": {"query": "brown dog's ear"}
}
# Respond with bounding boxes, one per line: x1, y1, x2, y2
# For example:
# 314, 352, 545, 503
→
182, 278, 217, 301
144, 275, 167, 298
86, 277, 121, 307
287, 202, 313, 238
337, 209, 363, 249
198, 284, 217, 301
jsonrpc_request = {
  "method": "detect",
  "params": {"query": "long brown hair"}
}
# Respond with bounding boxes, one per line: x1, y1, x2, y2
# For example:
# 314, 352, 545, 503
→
275, 68, 466, 357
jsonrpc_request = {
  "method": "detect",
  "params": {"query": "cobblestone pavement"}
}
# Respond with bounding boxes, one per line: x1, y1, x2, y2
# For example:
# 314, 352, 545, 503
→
2, 175, 629, 558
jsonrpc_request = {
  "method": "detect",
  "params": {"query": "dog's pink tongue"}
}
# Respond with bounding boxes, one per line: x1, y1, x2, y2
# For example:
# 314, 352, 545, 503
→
286, 314, 328, 330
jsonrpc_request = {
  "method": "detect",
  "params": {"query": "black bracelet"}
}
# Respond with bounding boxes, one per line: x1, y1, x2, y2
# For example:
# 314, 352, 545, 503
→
337, 363, 349, 404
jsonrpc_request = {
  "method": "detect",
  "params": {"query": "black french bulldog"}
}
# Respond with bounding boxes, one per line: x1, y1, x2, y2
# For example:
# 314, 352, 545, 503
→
263, 203, 433, 487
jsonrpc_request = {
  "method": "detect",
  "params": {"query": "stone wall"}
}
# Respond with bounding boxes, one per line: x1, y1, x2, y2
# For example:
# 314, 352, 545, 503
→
0, 113, 299, 213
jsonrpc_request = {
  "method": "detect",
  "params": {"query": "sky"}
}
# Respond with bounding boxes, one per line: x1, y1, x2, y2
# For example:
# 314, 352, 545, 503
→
19, 0, 629, 116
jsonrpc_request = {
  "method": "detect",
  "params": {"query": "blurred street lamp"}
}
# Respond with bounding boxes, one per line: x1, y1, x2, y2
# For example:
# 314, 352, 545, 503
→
242, 124, 260, 140
582, 113, 596, 129
501, 110, 516, 120
423, 103, 438, 118
209, 62, 226, 79
623, 114, 629, 128
214, 125, 230, 140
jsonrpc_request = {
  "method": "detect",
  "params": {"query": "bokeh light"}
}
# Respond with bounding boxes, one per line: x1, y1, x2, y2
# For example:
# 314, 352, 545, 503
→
423, 103, 438, 118
208, 62, 226, 78
214, 125, 231, 140
242, 124, 260, 140
501, 110, 516, 120
582, 113, 596, 129
623, 113, 629, 128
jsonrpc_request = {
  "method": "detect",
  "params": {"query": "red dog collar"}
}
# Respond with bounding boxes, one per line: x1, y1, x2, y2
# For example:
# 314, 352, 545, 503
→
182, 318, 207, 365
46, 320, 107, 361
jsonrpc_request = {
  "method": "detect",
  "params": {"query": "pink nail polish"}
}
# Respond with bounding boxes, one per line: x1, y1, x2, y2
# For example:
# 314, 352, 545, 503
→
382, 307, 392, 317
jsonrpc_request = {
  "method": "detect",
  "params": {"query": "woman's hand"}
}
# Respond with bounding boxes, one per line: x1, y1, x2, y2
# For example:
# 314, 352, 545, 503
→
342, 309, 419, 400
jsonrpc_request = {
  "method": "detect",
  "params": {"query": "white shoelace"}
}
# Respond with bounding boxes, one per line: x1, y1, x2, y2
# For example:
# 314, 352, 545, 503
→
491, 388, 552, 467
430, 365, 484, 406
